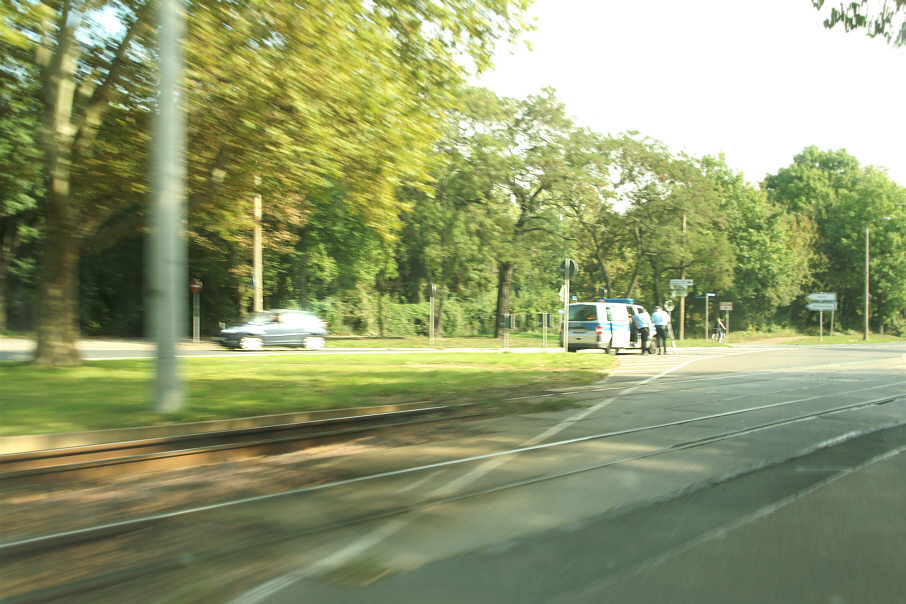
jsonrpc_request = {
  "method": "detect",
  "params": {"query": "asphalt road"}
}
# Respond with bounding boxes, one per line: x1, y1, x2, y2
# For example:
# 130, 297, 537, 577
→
6, 341, 904, 603
121, 342, 903, 604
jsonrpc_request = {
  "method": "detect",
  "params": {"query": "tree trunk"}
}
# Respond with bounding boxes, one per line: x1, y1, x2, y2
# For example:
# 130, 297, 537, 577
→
494, 261, 513, 338
33, 218, 81, 365
33, 1, 81, 365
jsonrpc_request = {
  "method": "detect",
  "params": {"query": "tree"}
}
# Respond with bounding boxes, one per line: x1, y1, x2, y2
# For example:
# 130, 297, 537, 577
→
0, 60, 43, 330
458, 89, 596, 336
764, 146, 906, 331
7, 0, 532, 365
813, 0, 906, 47
701, 155, 809, 328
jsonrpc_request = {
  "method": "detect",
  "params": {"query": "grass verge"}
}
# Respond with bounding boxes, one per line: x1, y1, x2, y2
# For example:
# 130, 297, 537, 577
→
0, 352, 613, 437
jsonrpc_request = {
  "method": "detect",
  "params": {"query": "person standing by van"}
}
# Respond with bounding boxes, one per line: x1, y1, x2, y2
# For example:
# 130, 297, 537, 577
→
651, 305, 670, 354
634, 308, 652, 354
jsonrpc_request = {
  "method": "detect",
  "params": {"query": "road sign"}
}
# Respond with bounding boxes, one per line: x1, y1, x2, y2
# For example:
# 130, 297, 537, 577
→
720, 301, 733, 311
807, 293, 836, 302
189, 278, 202, 293
559, 258, 578, 279
670, 285, 689, 297
807, 302, 837, 312
669, 279, 694, 286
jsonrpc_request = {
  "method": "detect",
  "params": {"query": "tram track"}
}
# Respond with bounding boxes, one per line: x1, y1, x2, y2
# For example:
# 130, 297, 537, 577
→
0, 403, 481, 487
3, 385, 903, 603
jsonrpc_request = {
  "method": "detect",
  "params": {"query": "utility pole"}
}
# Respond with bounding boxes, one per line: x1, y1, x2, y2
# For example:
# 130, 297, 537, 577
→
149, 0, 186, 412
680, 214, 686, 340
253, 175, 263, 313
864, 226, 869, 341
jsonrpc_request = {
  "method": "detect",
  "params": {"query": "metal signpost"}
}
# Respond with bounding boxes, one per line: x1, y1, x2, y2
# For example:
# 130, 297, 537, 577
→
190, 278, 202, 343
502, 314, 512, 349
719, 301, 733, 342
669, 279, 693, 340
698, 292, 716, 340
664, 299, 678, 352
559, 259, 578, 354
428, 283, 437, 346
538, 313, 551, 349
807, 293, 837, 338
807, 294, 837, 341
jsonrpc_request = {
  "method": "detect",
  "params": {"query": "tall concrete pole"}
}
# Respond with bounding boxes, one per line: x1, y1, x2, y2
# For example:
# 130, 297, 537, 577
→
864, 226, 869, 341
253, 175, 263, 313
149, 0, 186, 412
680, 214, 686, 340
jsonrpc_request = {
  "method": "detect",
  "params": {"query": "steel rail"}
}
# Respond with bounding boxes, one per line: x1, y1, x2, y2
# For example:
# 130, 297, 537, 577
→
3, 388, 901, 558
0, 404, 478, 485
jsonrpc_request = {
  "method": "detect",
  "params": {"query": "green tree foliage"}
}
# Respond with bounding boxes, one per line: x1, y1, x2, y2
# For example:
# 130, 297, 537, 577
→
765, 146, 906, 331
0, 59, 43, 331
702, 156, 809, 327
813, 0, 906, 47
6, 0, 532, 364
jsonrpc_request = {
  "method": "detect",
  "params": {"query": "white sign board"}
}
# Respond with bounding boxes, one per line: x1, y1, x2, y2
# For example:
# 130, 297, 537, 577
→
720, 302, 733, 311
807, 302, 837, 312
807, 293, 836, 302
670, 279, 694, 286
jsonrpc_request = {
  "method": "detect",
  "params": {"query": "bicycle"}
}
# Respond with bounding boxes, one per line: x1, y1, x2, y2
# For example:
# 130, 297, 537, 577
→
711, 328, 726, 343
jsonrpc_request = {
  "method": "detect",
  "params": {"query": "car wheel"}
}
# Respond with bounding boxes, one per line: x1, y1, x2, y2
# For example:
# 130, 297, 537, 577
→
239, 336, 263, 351
303, 336, 326, 350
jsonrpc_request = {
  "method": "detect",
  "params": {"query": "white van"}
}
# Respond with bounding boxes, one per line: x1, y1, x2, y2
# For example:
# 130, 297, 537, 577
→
561, 299, 657, 354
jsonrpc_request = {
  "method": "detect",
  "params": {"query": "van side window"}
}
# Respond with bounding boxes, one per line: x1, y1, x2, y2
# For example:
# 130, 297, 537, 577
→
606, 307, 613, 321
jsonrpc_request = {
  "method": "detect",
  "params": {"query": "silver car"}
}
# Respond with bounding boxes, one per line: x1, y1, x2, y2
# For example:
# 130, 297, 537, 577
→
217, 309, 329, 350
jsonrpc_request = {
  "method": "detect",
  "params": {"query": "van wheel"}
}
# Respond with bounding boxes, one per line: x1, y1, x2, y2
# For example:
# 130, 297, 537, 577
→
567, 346, 577, 353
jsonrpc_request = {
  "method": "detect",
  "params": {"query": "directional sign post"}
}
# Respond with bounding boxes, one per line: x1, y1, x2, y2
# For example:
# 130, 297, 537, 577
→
669, 279, 693, 340
719, 301, 733, 343
808, 293, 837, 338
807, 300, 837, 341
696, 292, 716, 340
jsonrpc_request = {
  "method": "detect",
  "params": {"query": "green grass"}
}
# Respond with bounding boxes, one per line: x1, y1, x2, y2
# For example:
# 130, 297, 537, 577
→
0, 352, 613, 437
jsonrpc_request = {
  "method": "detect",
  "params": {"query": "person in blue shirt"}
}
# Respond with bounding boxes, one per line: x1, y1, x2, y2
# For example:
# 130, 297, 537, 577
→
651, 305, 671, 354
633, 308, 652, 354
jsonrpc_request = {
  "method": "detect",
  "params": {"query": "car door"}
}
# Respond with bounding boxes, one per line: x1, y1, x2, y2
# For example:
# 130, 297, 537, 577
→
608, 304, 631, 349
263, 312, 295, 346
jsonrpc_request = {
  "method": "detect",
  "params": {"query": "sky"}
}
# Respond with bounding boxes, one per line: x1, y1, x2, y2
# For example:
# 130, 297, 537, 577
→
474, 0, 905, 187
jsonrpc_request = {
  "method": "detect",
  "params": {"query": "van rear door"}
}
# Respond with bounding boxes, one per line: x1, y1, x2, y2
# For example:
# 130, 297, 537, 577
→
607, 304, 631, 349
567, 304, 599, 348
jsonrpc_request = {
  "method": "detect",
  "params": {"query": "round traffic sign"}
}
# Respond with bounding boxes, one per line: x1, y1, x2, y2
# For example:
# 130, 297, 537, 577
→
189, 278, 203, 293
559, 259, 578, 279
